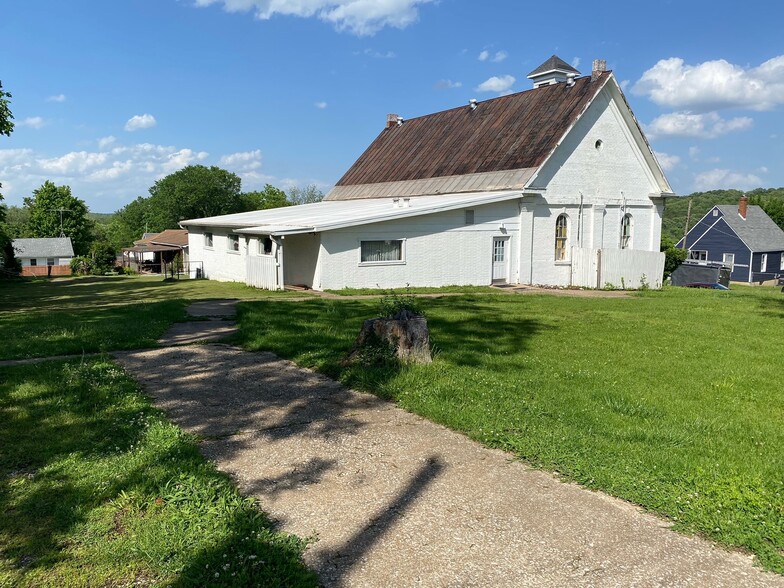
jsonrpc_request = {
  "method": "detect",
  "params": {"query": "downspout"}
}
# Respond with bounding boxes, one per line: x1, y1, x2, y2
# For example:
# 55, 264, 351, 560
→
577, 191, 584, 247
619, 190, 626, 248
272, 236, 284, 291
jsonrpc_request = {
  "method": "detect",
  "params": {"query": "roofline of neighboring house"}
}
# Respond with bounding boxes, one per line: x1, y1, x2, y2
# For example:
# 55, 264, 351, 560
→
678, 205, 753, 252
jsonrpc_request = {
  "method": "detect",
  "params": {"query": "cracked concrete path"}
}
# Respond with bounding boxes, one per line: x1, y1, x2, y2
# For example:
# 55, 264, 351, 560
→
156, 299, 240, 346
112, 344, 784, 588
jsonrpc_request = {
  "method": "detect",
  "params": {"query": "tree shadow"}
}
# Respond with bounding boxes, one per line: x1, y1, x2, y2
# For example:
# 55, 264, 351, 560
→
313, 455, 445, 586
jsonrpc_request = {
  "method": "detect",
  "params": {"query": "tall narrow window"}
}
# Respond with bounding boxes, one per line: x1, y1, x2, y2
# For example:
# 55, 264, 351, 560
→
722, 253, 735, 271
761, 253, 768, 272
204, 232, 213, 248
465, 209, 475, 225
227, 234, 240, 252
259, 237, 273, 255
554, 214, 569, 261
620, 213, 633, 249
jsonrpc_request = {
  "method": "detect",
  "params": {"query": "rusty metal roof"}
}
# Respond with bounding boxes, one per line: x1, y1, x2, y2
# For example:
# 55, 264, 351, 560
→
333, 73, 609, 193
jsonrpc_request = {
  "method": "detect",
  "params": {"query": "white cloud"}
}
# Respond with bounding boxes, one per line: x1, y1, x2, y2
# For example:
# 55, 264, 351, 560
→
434, 79, 462, 90
571, 57, 581, 69
46, 94, 66, 103
653, 151, 680, 172
314, 101, 328, 109
219, 149, 262, 171
645, 111, 753, 139
694, 168, 763, 191
194, 0, 434, 36
0, 142, 210, 210
479, 49, 506, 63
633, 55, 784, 112
124, 113, 157, 131
358, 48, 395, 59
474, 75, 515, 94
18, 116, 46, 129
98, 136, 117, 149
688, 146, 700, 160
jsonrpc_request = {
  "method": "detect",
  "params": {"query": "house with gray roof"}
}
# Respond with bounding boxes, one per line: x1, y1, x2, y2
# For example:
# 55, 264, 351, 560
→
12, 237, 75, 277
181, 55, 672, 291
676, 195, 784, 282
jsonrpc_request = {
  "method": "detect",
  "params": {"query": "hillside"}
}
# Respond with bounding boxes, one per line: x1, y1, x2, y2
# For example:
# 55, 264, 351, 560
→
662, 188, 784, 243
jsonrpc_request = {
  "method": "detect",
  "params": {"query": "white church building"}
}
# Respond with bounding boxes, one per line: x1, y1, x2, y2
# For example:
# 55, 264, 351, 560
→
182, 56, 672, 291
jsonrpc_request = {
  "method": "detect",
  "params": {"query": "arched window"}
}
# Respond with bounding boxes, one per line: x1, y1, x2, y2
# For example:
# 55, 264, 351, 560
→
621, 213, 633, 249
555, 214, 569, 261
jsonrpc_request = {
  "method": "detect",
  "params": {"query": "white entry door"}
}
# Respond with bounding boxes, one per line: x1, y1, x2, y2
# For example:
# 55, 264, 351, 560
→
492, 237, 509, 283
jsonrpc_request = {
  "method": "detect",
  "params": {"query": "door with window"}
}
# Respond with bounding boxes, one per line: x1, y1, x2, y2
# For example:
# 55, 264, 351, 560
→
492, 237, 509, 283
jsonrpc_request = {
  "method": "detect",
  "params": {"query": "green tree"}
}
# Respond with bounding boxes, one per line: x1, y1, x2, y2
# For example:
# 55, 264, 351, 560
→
0, 81, 13, 137
0, 80, 17, 273
23, 181, 94, 255
240, 184, 291, 211
661, 236, 687, 279
287, 184, 325, 205
104, 197, 151, 250
145, 165, 242, 230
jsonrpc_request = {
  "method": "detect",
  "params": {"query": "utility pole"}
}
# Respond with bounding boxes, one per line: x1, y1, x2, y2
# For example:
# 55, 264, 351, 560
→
681, 198, 692, 251
48, 207, 71, 237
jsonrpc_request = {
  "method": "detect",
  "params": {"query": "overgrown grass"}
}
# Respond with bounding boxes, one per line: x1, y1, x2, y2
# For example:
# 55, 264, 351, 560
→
234, 286, 784, 573
0, 357, 317, 587
0, 275, 302, 360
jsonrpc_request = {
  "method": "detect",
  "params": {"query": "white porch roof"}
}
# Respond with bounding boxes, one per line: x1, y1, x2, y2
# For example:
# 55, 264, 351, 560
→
180, 190, 524, 236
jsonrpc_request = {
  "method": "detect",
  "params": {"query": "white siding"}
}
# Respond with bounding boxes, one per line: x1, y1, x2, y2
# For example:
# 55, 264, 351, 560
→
518, 85, 665, 287
317, 201, 519, 290
282, 233, 321, 287
188, 230, 246, 283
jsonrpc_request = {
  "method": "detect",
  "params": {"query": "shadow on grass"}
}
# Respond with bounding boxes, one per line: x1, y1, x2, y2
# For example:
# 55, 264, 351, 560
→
0, 358, 317, 586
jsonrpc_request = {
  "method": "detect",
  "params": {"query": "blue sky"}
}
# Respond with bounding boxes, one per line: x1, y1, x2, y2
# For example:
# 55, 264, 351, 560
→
1, 0, 783, 212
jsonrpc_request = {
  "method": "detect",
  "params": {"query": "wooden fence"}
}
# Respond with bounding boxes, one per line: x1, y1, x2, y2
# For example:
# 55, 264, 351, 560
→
571, 248, 665, 289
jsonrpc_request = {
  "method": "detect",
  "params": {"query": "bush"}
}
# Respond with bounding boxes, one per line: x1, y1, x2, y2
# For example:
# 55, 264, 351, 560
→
378, 287, 422, 318
661, 238, 687, 279
70, 255, 93, 275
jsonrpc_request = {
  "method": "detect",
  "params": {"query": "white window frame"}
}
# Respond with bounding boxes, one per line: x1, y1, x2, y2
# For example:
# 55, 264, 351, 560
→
780, 253, 784, 271
688, 250, 708, 262
204, 232, 213, 248
620, 213, 633, 249
227, 234, 240, 253
722, 253, 735, 271
358, 239, 405, 266
554, 214, 569, 262
30, 258, 38, 266
760, 253, 768, 272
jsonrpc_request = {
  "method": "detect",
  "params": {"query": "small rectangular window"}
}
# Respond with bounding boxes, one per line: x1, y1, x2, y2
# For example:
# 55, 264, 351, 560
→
465, 210, 475, 225
688, 250, 707, 262
722, 253, 734, 270
360, 240, 403, 263
259, 237, 273, 255
47, 258, 55, 266
227, 234, 240, 252
712, 209, 719, 216
204, 232, 213, 248
30, 259, 38, 266
761, 253, 768, 272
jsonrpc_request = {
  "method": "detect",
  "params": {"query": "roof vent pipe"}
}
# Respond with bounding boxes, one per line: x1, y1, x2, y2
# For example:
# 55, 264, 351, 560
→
396, 116, 404, 126
469, 98, 478, 110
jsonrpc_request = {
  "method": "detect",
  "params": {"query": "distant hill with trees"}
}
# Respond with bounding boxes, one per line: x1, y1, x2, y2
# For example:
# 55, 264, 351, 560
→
662, 187, 784, 243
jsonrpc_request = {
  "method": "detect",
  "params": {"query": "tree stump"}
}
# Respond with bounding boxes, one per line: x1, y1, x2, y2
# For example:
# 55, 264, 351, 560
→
347, 310, 432, 364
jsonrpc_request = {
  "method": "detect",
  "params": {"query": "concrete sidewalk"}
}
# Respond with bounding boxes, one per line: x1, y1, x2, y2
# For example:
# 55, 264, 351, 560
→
113, 344, 783, 588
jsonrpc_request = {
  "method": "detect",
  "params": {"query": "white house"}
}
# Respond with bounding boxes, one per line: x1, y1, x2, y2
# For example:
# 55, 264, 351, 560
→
182, 56, 673, 291
12, 237, 75, 277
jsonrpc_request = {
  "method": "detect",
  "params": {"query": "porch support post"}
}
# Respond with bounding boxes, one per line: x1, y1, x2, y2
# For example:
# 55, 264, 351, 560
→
274, 237, 284, 291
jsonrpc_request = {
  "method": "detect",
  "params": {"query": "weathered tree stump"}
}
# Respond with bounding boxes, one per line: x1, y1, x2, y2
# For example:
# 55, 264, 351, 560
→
347, 310, 432, 364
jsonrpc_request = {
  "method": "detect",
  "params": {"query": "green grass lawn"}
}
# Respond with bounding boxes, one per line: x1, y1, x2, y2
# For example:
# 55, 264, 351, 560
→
0, 357, 317, 587
0, 275, 301, 361
233, 286, 784, 573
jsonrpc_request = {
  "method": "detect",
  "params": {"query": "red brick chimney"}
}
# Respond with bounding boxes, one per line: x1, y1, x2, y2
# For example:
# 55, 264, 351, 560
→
739, 194, 748, 219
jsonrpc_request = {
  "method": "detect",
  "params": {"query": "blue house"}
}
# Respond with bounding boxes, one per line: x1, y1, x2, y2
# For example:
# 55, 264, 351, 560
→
677, 196, 784, 283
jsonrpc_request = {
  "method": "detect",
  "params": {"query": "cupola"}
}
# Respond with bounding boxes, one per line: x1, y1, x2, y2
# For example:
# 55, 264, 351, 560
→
527, 55, 581, 88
